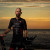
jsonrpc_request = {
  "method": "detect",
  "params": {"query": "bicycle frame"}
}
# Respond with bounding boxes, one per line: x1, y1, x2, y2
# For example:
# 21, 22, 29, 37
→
0, 36, 6, 50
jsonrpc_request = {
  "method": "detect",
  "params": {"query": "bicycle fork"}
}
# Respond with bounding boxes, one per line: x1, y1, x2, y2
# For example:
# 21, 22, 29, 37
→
0, 36, 6, 50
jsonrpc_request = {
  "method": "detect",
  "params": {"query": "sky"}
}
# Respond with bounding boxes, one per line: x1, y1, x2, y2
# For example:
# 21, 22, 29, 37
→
0, 0, 50, 2
0, 2, 50, 29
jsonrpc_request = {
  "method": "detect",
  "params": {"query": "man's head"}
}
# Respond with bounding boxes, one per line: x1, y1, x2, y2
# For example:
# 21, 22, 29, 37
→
15, 8, 22, 18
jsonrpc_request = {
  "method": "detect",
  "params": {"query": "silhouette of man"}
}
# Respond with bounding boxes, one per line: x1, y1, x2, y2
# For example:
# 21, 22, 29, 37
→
1, 8, 28, 50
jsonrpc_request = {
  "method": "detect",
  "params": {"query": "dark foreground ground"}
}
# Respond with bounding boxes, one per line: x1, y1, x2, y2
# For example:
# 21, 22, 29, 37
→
0, 29, 50, 50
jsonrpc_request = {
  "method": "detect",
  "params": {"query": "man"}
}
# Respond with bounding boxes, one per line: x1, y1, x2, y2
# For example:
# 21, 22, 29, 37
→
0, 8, 28, 50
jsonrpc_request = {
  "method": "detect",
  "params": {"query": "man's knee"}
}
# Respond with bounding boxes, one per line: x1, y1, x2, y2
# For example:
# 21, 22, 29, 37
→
10, 48, 13, 50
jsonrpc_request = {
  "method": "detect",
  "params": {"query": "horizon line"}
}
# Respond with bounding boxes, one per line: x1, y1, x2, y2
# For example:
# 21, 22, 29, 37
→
0, 29, 50, 30
0, 1, 50, 3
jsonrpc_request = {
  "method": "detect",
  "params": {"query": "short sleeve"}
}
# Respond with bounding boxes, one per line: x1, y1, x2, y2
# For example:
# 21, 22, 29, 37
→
23, 19, 27, 30
8, 18, 13, 29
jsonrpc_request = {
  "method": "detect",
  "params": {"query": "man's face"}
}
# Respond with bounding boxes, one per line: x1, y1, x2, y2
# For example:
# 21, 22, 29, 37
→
15, 8, 21, 17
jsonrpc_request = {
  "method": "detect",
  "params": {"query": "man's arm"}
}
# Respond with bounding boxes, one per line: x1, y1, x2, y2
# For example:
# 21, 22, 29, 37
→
3, 29, 10, 34
23, 19, 28, 37
0, 29, 10, 37
0, 18, 13, 36
23, 30, 28, 38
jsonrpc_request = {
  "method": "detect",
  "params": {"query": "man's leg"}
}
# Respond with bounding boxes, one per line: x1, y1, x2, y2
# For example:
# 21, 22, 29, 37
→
18, 37, 25, 50
9, 37, 17, 50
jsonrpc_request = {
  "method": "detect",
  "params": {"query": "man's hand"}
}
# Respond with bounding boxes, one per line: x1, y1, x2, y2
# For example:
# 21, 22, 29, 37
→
0, 34, 6, 37
23, 30, 28, 38
0, 28, 10, 37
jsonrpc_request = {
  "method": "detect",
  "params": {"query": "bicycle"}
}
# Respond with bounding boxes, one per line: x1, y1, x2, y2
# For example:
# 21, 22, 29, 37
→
0, 36, 6, 50
0, 35, 37, 50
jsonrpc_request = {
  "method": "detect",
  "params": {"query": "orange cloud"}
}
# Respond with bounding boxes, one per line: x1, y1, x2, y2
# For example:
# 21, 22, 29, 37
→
24, 17, 50, 21
24, 17, 50, 29
0, 17, 50, 29
0, 17, 12, 19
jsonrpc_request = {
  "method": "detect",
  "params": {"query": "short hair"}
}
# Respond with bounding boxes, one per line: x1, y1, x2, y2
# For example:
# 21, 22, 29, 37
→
16, 8, 22, 12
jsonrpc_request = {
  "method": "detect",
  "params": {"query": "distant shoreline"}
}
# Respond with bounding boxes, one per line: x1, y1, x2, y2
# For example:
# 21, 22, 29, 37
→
0, 29, 50, 31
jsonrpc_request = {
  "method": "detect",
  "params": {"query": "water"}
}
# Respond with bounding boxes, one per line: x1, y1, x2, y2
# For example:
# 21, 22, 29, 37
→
0, 29, 50, 50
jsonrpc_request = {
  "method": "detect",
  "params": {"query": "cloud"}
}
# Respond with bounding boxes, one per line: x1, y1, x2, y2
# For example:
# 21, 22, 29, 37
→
0, 0, 50, 2
0, 2, 50, 8
0, 17, 12, 20
0, 17, 50, 21
0, 17, 50, 29
0, 5, 26, 7
24, 17, 50, 21
0, 4, 50, 8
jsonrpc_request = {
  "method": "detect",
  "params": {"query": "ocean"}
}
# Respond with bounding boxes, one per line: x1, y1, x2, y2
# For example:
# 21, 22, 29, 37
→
0, 29, 50, 50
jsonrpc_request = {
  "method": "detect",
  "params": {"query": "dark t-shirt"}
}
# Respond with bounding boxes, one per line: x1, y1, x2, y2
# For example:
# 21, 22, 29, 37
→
8, 17, 27, 37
